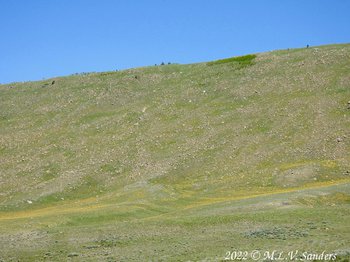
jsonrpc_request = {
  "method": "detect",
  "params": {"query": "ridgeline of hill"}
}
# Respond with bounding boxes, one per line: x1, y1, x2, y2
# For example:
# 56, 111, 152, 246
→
0, 44, 349, 261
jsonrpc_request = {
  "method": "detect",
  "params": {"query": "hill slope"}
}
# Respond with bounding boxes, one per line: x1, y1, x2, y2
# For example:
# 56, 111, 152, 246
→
0, 44, 349, 261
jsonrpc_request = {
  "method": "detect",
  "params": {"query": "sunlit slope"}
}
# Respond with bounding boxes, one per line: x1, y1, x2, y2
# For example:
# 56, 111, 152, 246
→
0, 44, 349, 212
1, 44, 350, 262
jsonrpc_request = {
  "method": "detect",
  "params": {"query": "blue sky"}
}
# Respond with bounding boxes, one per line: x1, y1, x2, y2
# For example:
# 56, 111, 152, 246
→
0, 0, 349, 84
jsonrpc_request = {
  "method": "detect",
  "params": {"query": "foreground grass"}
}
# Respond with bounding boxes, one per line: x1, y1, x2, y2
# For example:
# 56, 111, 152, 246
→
0, 182, 349, 261
0, 43, 349, 261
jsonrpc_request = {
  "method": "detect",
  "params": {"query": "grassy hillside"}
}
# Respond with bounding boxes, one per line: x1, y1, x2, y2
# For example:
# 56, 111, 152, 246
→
0, 44, 349, 261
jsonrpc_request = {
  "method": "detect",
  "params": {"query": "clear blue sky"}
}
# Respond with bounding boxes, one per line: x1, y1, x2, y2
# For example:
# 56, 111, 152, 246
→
1, 0, 349, 84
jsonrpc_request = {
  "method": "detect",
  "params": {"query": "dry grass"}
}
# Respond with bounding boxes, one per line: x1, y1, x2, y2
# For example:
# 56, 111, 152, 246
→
0, 43, 349, 261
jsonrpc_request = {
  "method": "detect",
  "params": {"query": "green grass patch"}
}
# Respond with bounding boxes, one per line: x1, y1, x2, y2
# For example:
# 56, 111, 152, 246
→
207, 54, 256, 67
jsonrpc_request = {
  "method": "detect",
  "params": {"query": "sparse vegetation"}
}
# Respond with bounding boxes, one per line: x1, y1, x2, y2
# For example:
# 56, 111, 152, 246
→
0, 44, 349, 261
